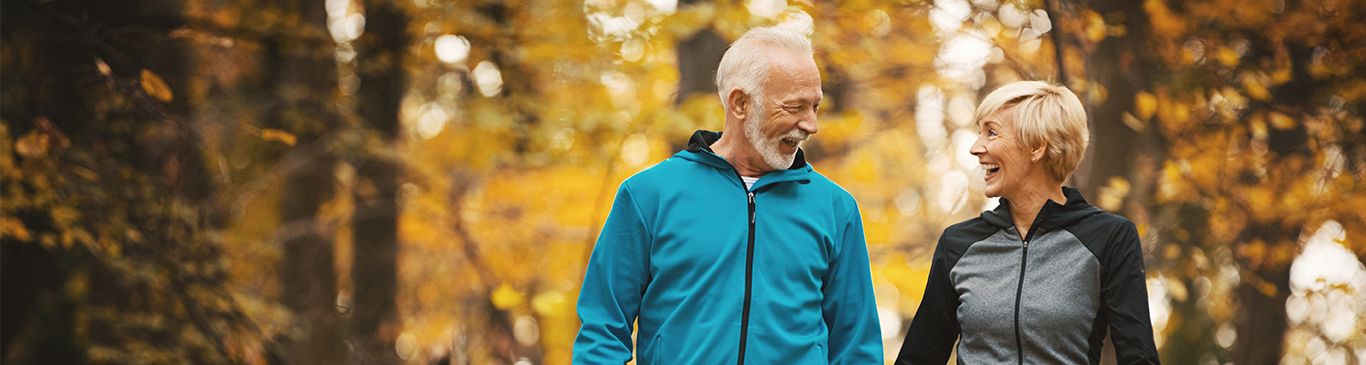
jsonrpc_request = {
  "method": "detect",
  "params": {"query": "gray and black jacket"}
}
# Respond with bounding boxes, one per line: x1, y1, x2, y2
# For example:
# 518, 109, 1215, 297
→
895, 187, 1160, 365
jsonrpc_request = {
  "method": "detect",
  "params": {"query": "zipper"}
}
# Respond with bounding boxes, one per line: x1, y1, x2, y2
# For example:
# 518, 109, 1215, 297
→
736, 180, 757, 365
1014, 221, 1042, 365
1014, 236, 1028, 365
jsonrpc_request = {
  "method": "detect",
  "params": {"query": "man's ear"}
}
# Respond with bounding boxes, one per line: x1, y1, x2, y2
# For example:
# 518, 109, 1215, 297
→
727, 87, 750, 121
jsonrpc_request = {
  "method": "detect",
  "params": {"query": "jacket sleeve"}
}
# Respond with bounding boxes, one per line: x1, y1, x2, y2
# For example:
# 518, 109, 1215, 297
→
821, 205, 884, 364
573, 184, 651, 365
894, 233, 960, 365
1103, 221, 1161, 365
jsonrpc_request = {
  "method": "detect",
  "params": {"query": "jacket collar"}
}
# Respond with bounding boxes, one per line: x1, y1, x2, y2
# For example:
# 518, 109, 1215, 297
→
980, 186, 1104, 233
676, 130, 812, 190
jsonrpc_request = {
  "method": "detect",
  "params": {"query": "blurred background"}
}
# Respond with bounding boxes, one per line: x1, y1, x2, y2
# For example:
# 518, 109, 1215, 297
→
2, 0, 1364, 364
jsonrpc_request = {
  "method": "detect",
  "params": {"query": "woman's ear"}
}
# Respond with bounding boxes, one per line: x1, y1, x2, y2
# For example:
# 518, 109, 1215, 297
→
727, 87, 749, 120
1031, 141, 1048, 162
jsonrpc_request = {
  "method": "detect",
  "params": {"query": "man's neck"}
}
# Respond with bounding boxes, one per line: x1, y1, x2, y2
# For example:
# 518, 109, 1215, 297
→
710, 133, 770, 178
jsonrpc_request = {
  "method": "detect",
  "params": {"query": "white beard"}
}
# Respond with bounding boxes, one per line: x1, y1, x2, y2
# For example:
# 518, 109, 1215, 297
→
745, 110, 807, 171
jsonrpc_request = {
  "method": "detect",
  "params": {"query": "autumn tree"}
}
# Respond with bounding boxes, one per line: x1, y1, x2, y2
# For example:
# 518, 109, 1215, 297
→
1129, 0, 1366, 362
340, 0, 409, 363
2, 0, 263, 363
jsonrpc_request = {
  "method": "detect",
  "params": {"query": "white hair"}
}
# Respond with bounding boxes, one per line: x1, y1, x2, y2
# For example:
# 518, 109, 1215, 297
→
715, 26, 814, 112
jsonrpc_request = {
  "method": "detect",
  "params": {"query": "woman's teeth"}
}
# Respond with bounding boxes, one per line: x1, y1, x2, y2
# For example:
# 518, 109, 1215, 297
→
983, 163, 1000, 175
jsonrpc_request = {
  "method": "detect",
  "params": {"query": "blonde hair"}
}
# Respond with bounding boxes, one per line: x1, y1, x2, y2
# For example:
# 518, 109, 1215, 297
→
715, 26, 814, 112
975, 81, 1089, 182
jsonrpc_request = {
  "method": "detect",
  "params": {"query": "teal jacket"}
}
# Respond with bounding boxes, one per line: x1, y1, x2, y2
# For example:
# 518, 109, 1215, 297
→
574, 131, 883, 365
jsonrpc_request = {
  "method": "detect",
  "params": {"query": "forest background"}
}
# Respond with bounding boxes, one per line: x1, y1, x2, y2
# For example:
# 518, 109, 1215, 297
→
2, 0, 1365, 364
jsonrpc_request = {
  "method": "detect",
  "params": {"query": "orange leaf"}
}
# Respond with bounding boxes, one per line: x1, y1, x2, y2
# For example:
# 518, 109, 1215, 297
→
141, 69, 174, 103
259, 128, 298, 146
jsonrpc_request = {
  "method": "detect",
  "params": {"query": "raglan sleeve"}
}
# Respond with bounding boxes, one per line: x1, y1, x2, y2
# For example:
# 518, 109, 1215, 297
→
895, 232, 961, 365
1103, 220, 1161, 365
821, 203, 885, 365
573, 183, 652, 365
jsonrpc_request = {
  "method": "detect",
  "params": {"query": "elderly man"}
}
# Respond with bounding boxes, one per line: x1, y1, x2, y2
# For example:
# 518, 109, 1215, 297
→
573, 26, 883, 365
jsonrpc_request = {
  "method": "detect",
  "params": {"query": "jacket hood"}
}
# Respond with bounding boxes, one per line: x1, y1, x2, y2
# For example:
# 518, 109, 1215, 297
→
675, 130, 812, 188
980, 186, 1104, 233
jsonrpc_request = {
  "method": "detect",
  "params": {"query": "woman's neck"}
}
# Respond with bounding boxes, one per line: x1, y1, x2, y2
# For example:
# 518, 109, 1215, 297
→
1006, 181, 1066, 239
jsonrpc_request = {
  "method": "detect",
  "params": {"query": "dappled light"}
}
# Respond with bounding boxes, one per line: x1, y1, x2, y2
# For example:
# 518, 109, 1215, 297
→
2, 0, 1364, 364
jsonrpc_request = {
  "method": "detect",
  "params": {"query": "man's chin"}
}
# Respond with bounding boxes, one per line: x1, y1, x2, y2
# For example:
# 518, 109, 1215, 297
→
764, 154, 797, 170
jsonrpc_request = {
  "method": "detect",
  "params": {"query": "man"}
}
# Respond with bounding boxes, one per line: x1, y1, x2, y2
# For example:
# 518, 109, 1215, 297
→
573, 26, 882, 365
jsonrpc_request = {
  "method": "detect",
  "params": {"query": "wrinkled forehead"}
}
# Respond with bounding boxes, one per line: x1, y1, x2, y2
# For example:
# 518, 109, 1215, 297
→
765, 48, 819, 77
975, 104, 1017, 130
763, 54, 821, 97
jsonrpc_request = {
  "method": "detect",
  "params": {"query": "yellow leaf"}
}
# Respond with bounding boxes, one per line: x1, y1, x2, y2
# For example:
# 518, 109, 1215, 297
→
1215, 46, 1239, 67
1134, 92, 1158, 120
260, 128, 298, 146
50, 206, 81, 227
1243, 76, 1270, 101
864, 220, 889, 246
1096, 177, 1131, 211
1268, 112, 1296, 130
1085, 11, 1108, 43
140, 69, 174, 103
852, 152, 877, 183
14, 131, 49, 157
1271, 68, 1292, 85
531, 291, 567, 317
491, 283, 524, 310
1, 216, 32, 242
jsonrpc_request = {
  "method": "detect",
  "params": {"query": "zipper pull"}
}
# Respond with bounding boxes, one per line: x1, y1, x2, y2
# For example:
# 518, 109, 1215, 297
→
748, 192, 755, 223
1023, 240, 1029, 248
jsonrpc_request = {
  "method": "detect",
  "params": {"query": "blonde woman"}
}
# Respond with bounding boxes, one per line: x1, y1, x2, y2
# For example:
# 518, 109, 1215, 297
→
896, 81, 1160, 364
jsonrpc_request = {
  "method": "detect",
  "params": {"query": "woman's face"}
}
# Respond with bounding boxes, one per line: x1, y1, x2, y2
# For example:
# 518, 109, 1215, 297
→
970, 107, 1036, 199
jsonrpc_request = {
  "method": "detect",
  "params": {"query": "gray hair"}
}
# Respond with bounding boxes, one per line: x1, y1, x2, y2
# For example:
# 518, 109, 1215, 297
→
715, 27, 814, 112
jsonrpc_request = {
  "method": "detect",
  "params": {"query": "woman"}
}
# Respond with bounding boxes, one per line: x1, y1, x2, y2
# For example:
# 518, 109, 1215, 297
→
895, 81, 1160, 364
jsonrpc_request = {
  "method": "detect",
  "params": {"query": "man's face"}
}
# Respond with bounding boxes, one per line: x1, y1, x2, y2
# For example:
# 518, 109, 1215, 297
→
745, 53, 822, 171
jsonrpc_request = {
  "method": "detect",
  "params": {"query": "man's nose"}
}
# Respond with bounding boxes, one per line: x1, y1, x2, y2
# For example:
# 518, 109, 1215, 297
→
797, 113, 818, 135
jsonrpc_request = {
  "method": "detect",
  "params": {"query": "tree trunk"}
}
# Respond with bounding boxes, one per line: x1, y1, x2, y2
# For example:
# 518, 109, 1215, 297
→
1232, 266, 1291, 365
674, 28, 726, 106
349, 0, 407, 363
672, 0, 727, 151
1078, 0, 1164, 363
271, 0, 344, 362
1078, 0, 1158, 201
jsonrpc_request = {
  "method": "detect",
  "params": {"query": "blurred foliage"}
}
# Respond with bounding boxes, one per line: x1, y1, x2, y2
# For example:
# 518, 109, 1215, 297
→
2, 0, 1364, 364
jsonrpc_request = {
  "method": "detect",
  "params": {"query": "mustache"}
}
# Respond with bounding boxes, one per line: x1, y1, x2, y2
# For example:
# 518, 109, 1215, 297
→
781, 131, 810, 141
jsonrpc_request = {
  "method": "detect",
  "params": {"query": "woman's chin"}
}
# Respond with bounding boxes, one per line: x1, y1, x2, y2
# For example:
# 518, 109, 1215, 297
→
983, 186, 1002, 198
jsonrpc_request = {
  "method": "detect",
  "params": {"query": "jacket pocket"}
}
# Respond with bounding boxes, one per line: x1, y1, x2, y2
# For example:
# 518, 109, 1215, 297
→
648, 334, 662, 365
